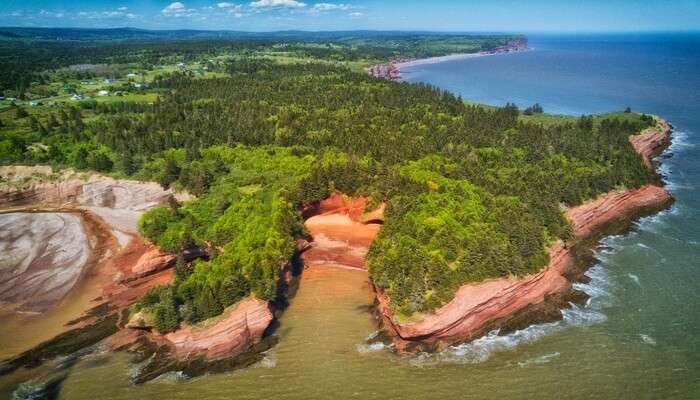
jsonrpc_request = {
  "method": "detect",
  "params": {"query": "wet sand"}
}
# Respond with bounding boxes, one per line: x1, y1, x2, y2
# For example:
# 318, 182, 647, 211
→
0, 211, 118, 359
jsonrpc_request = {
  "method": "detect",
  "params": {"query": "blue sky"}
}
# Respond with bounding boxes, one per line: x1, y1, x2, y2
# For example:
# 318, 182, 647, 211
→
0, 1, 698, 32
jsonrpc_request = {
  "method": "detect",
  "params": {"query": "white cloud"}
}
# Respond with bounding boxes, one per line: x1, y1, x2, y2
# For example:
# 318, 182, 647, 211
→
162, 2, 186, 14
217, 2, 236, 8
117, 6, 128, 11
348, 11, 362, 17
312, 3, 350, 12
249, 0, 307, 9
76, 9, 139, 20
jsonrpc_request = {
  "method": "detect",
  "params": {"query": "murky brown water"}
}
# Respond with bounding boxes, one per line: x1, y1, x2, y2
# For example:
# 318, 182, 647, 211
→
1, 261, 694, 399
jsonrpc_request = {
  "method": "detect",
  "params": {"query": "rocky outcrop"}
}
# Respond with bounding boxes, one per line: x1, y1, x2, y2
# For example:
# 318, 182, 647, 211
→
376, 117, 673, 351
161, 298, 272, 360
301, 193, 383, 269
629, 117, 673, 168
0, 167, 190, 245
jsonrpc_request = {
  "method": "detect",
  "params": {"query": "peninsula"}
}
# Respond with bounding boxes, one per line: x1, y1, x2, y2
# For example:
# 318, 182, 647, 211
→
0, 29, 673, 386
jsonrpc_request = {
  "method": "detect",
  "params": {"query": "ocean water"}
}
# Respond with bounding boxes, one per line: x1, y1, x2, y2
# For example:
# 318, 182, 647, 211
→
3, 33, 700, 399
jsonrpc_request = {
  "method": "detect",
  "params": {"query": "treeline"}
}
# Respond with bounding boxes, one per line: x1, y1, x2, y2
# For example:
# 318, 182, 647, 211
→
0, 56, 656, 326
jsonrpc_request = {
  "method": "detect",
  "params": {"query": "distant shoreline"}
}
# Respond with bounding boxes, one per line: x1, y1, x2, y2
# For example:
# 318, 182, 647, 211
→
395, 47, 531, 70
366, 37, 530, 81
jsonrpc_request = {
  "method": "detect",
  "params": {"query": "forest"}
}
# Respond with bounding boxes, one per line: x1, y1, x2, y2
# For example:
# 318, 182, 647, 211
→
0, 32, 658, 329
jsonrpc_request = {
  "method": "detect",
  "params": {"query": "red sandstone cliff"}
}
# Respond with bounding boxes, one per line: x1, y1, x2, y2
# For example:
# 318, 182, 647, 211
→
301, 194, 384, 269
375, 117, 673, 351
160, 298, 272, 360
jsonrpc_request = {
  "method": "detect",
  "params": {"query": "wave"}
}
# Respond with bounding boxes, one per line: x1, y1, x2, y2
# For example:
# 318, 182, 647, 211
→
627, 273, 642, 287
517, 352, 561, 367
356, 341, 390, 353
407, 262, 614, 367
253, 352, 277, 368
152, 370, 189, 383
665, 130, 694, 154
356, 331, 393, 353
639, 334, 656, 346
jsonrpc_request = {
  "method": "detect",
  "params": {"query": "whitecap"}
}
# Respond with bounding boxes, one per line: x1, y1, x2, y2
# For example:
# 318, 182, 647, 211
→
12, 380, 46, 400
561, 302, 607, 326
253, 353, 277, 368
518, 352, 561, 367
627, 273, 642, 287
152, 370, 189, 383
639, 334, 656, 346
666, 130, 694, 153
356, 341, 389, 353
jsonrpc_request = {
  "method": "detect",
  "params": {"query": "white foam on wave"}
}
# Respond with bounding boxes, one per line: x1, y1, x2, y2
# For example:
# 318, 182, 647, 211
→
408, 263, 614, 367
658, 130, 696, 192
153, 370, 189, 383
356, 331, 394, 353
517, 352, 561, 367
253, 352, 277, 368
666, 130, 694, 153
356, 341, 390, 353
627, 273, 642, 287
639, 334, 657, 346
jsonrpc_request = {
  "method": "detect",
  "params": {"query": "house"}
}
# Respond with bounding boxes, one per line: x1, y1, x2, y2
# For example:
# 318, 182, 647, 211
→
103, 78, 113, 84
29, 101, 43, 107
71, 94, 84, 101
98, 90, 109, 96
127, 73, 137, 78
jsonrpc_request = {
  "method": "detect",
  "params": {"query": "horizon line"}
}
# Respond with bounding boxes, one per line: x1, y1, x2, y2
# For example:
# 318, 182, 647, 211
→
1, 26, 699, 35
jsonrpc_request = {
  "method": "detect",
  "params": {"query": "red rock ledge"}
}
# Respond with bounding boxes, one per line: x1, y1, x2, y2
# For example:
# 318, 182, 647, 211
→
376, 117, 673, 351
160, 297, 273, 360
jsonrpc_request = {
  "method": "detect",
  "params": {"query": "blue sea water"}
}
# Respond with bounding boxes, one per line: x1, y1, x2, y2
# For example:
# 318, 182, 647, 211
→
402, 32, 700, 397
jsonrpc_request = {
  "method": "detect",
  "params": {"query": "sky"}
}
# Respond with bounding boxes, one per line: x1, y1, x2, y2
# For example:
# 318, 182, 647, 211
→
0, 0, 699, 32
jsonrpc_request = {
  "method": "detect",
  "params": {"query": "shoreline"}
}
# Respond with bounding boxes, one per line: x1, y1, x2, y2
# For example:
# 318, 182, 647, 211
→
373, 117, 674, 352
366, 37, 529, 81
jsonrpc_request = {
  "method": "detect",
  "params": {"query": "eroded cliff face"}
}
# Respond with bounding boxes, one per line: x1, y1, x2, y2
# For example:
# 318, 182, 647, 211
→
375, 117, 673, 351
0, 166, 190, 247
629, 118, 673, 169
301, 194, 384, 270
161, 298, 273, 360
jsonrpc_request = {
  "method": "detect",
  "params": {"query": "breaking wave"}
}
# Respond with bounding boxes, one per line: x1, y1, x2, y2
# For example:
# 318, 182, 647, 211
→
639, 334, 657, 346
408, 264, 613, 367
627, 273, 642, 287
356, 331, 393, 353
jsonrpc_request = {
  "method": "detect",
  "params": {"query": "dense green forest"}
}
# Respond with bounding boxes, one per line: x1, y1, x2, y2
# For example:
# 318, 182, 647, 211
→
0, 33, 657, 329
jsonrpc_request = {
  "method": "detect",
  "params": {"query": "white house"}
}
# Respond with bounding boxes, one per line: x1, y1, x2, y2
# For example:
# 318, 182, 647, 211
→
98, 90, 109, 96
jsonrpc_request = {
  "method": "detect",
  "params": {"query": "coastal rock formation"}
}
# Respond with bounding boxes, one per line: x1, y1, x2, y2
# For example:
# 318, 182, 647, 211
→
161, 298, 273, 360
0, 167, 189, 246
629, 118, 673, 169
0, 212, 90, 312
375, 118, 673, 351
301, 193, 383, 269
126, 246, 176, 281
